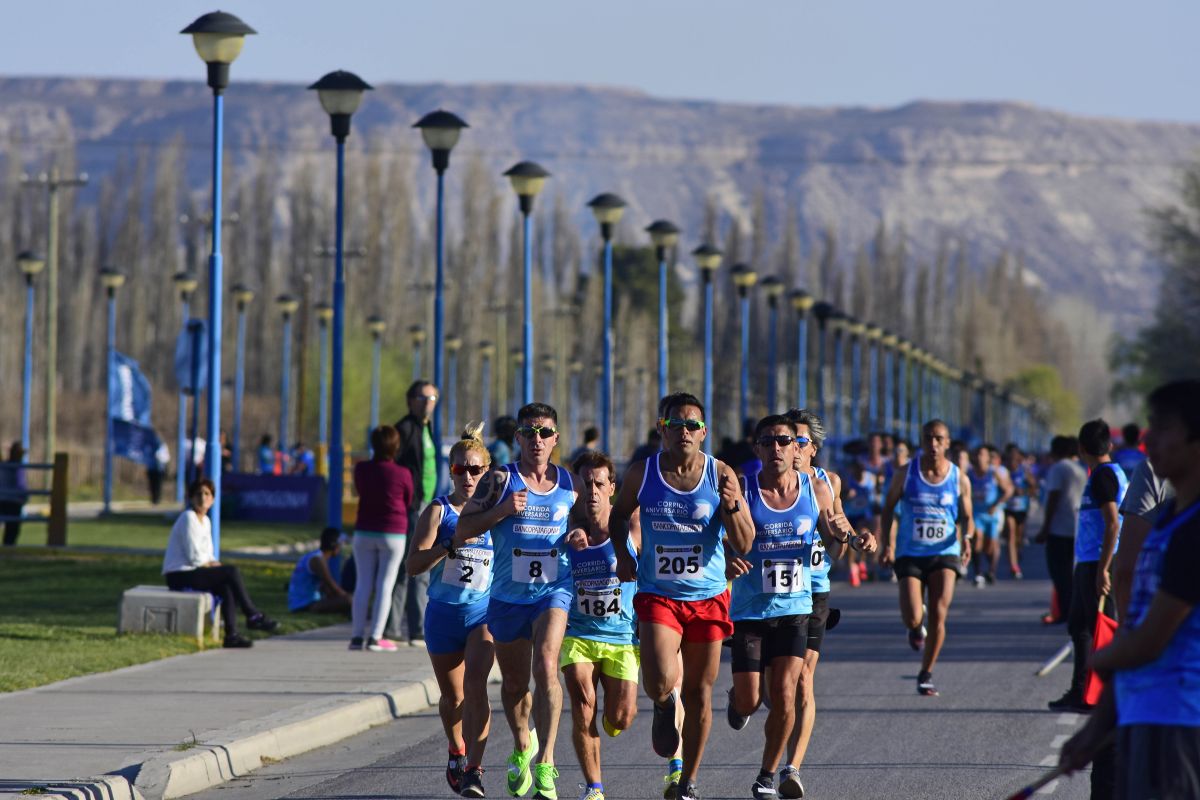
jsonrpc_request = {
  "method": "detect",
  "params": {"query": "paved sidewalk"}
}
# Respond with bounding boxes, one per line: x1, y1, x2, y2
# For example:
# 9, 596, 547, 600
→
0, 624, 443, 800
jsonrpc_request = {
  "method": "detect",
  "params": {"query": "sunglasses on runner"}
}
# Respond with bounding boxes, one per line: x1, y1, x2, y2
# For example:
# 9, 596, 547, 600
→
516, 425, 558, 439
794, 436, 812, 446
449, 463, 488, 476
756, 435, 796, 447
660, 418, 706, 432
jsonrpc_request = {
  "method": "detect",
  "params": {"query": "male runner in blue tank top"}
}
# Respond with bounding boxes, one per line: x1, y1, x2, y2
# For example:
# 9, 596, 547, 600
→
560, 451, 640, 800
455, 403, 582, 800
1048, 418, 1130, 714
968, 444, 1013, 586
1002, 443, 1037, 580
1059, 380, 1200, 800
880, 419, 975, 697
723, 414, 856, 800
610, 392, 755, 800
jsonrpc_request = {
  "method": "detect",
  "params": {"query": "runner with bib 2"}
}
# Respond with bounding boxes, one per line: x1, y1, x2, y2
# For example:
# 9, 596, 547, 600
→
405, 424, 496, 797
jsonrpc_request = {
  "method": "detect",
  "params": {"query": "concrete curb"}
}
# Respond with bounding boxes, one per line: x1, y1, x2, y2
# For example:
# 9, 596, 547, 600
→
2, 676, 440, 800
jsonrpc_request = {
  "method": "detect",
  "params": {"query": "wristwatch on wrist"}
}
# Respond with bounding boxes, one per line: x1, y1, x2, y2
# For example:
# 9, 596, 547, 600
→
440, 538, 456, 558
723, 500, 740, 515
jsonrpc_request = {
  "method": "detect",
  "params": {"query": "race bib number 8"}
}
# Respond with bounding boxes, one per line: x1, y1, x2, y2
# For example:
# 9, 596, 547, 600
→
913, 518, 950, 543
655, 544, 703, 581
761, 558, 804, 594
441, 548, 492, 590
513, 547, 558, 584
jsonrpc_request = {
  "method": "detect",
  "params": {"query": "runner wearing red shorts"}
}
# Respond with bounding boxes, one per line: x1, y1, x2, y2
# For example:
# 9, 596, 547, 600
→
612, 392, 755, 800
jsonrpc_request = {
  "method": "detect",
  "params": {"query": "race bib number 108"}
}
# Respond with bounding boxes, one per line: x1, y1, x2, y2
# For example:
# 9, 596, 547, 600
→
913, 518, 950, 543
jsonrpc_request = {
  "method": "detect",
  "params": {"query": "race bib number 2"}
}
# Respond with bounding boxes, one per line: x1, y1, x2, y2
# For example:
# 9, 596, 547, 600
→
913, 518, 950, 543
441, 548, 492, 590
761, 558, 804, 594
512, 547, 558, 584
655, 544, 703, 581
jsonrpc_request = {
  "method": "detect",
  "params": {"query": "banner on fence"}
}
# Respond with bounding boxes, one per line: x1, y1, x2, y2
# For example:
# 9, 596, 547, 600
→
221, 472, 326, 523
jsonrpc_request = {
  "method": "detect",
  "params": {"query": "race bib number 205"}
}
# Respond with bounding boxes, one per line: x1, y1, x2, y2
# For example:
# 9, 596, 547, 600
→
655, 544, 703, 581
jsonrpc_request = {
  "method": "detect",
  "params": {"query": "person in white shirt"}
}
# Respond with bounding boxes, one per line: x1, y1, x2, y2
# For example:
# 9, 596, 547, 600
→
162, 478, 278, 648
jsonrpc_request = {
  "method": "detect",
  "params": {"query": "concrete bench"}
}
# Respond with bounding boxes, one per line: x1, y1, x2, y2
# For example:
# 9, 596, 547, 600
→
118, 585, 222, 645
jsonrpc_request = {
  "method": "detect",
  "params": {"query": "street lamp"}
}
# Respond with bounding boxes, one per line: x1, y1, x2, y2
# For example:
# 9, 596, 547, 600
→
415, 109, 468, 472
693, 244, 722, 453
789, 289, 814, 410
409, 325, 427, 380
865, 323, 883, 430
173, 271, 199, 498
760, 276, 785, 412
506, 161, 550, 405
275, 294, 300, 455
880, 331, 899, 434
511, 348, 525, 409
829, 311, 847, 448
646, 219, 680, 400
100, 267, 126, 515
587, 192, 626, 452
446, 335, 463, 435
844, 317, 866, 442
479, 340, 496, 424
730, 263, 758, 426
811, 301, 836, 421
230, 284, 254, 474
367, 315, 387, 430
17, 251, 44, 460
314, 301, 333, 463
568, 358, 584, 450
896, 339, 913, 442
182, 9, 255, 555
309, 69, 371, 531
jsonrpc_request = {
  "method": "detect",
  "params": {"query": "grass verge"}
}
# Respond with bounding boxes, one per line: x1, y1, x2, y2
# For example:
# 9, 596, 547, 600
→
0, 550, 333, 692
14, 515, 320, 551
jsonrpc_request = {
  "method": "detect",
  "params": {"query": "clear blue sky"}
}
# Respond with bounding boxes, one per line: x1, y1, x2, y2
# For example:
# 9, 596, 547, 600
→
7, 0, 1198, 122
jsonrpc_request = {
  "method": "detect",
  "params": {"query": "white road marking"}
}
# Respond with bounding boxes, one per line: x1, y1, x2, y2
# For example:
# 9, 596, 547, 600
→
1037, 779, 1060, 794
1040, 755, 1057, 766
1056, 713, 1079, 725
1051, 734, 1071, 749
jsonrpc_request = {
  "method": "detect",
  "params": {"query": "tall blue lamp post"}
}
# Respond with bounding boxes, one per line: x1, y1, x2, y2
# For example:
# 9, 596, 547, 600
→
101, 267, 126, 515
897, 339, 912, 442
587, 193, 626, 452
505, 161, 550, 406
693, 244, 722, 453
865, 323, 883, 430
646, 219, 680, 400
789, 289, 814, 410
881, 331, 898, 433
829, 311, 847, 447
181, 10, 255, 554
844, 317, 865, 441
173, 271, 199, 497
760, 276, 784, 412
414, 109, 467, 464
275, 294, 299, 455
17, 251, 45, 459
446, 336, 463, 435
230, 283, 254, 474
730, 264, 758, 427
811, 302, 835, 421
409, 325, 426, 380
479, 340, 495, 424
367, 315, 386, 430
309, 69, 371, 532
314, 301, 332, 470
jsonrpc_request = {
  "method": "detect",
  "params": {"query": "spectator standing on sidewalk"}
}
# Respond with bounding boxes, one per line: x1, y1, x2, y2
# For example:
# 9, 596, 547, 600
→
387, 380, 439, 645
1035, 435, 1087, 624
1, 442, 28, 546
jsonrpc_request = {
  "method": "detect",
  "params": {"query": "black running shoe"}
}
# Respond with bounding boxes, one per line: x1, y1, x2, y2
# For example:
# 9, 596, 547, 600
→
726, 687, 751, 731
652, 690, 681, 757
223, 633, 253, 648
247, 613, 279, 632
460, 767, 486, 798
1047, 688, 1093, 713
676, 781, 701, 800
751, 774, 778, 799
825, 607, 842, 631
917, 670, 938, 697
446, 752, 467, 794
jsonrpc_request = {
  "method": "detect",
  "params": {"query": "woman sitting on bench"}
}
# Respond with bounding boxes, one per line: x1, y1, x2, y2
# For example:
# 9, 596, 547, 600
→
162, 478, 279, 648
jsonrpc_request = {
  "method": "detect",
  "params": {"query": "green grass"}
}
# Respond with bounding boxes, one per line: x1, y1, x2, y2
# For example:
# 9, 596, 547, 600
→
15, 515, 320, 551
0, 550, 334, 692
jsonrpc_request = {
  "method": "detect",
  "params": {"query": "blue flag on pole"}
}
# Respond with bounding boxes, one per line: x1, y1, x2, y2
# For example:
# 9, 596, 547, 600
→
109, 352, 161, 468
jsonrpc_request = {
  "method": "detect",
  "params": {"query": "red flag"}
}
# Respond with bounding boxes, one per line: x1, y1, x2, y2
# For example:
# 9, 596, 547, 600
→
1084, 611, 1119, 705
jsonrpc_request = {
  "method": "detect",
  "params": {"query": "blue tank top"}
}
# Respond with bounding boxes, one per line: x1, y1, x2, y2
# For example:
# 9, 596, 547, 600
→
1115, 499, 1200, 728
969, 467, 1003, 521
1075, 462, 1129, 564
636, 453, 727, 601
731, 471, 818, 621
896, 458, 961, 558
287, 551, 342, 611
566, 538, 637, 645
428, 497, 494, 605
810, 467, 834, 593
489, 464, 577, 604
843, 474, 874, 521
1006, 467, 1031, 513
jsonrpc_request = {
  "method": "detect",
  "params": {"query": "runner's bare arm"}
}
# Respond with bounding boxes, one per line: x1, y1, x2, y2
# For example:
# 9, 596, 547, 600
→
454, 467, 512, 546
957, 470, 975, 561
825, 469, 846, 517
812, 473, 848, 560
995, 468, 1015, 512
610, 459, 645, 581
718, 460, 755, 554
627, 507, 642, 556
879, 468, 906, 555
407, 502, 448, 576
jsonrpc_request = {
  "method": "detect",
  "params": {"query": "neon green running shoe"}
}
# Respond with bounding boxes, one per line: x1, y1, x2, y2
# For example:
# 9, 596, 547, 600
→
532, 763, 559, 800
663, 766, 682, 799
506, 728, 539, 797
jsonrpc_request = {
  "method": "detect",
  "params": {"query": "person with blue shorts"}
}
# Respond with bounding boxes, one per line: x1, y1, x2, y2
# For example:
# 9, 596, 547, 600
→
407, 424, 495, 797
881, 419, 975, 697
455, 403, 580, 800
968, 444, 1013, 585
559, 451, 640, 800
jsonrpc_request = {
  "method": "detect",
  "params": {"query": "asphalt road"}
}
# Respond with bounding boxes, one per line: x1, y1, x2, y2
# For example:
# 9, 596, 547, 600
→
194, 547, 1092, 800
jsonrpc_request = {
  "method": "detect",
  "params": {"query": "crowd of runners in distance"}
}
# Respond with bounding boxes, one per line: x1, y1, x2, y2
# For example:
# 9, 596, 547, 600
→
380, 378, 1199, 800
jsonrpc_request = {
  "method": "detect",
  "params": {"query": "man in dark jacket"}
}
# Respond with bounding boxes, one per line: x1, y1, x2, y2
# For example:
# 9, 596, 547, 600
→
385, 380, 439, 643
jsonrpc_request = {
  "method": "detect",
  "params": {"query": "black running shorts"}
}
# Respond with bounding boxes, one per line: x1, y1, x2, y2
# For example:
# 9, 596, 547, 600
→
730, 614, 810, 673
805, 592, 831, 653
893, 555, 961, 583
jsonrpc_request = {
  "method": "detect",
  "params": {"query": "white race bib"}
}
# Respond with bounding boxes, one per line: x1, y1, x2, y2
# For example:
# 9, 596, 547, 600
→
654, 544, 703, 581
440, 547, 492, 591
810, 537, 827, 569
761, 558, 804, 594
913, 518, 950, 543
512, 547, 558, 584
576, 583, 623, 618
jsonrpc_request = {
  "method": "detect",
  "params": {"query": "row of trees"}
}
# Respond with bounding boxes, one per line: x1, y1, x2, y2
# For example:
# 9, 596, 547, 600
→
0, 132, 1081, 476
